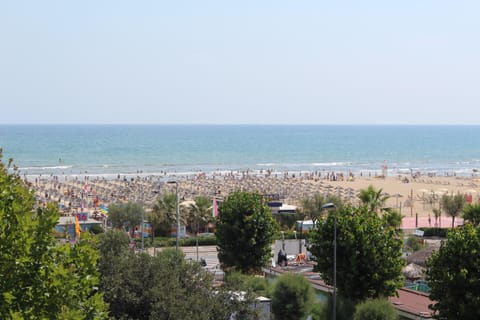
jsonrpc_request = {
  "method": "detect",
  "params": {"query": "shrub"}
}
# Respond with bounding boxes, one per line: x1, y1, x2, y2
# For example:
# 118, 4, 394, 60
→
181, 235, 217, 246
419, 227, 448, 237
224, 272, 270, 297
313, 295, 356, 320
271, 273, 315, 320
89, 224, 104, 234
405, 235, 423, 252
353, 299, 398, 320
151, 235, 217, 247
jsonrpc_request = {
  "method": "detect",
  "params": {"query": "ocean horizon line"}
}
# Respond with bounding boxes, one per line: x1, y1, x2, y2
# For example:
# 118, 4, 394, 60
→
1, 123, 480, 127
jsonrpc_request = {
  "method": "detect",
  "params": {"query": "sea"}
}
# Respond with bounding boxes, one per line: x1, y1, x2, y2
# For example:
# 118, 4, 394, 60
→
1, 125, 479, 180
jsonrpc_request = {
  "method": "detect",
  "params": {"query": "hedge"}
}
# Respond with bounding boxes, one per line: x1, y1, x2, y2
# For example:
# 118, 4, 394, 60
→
418, 227, 449, 238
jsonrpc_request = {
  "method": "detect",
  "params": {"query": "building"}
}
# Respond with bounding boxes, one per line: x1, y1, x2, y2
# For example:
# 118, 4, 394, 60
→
54, 214, 102, 238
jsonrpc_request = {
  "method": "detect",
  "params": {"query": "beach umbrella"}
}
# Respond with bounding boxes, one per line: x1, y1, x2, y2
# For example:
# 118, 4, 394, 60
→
392, 193, 403, 208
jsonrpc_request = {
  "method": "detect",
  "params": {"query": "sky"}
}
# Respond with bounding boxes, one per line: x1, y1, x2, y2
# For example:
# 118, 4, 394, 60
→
1, 1, 479, 125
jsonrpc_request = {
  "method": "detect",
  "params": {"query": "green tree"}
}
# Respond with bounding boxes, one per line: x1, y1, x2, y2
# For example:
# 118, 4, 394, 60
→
432, 208, 442, 228
309, 205, 404, 303
313, 295, 356, 320
271, 273, 315, 320
149, 192, 188, 238
359, 185, 389, 213
216, 191, 278, 273
353, 299, 399, 320
98, 239, 254, 320
189, 195, 212, 234
152, 192, 177, 223
224, 271, 271, 297
97, 229, 130, 273
301, 193, 343, 224
405, 235, 423, 252
426, 224, 480, 320
146, 209, 165, 241
463, 203, 480, 226
382, 208, 403, 231
188, 196, 213, 260
0, 150, 108, 319
441, 193, 466, 229
108, 201, 144, 237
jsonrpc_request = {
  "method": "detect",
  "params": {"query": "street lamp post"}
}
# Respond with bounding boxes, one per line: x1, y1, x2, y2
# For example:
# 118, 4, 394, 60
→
141, 204, 144, 252
167, 180, 180, 252
139, 185, 145, 252
322, 203, 337, 320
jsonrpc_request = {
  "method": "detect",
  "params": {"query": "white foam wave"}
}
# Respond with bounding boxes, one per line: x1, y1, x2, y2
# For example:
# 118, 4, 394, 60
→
19, 165, 73, 170
311, 162, 351, 167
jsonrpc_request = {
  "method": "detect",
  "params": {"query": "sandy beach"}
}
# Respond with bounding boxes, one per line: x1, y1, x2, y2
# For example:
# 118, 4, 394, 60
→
30, 171, 479, 228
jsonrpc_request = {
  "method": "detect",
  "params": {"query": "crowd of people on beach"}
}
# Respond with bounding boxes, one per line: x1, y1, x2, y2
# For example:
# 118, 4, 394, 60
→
26, 167, 480, 225
28, 170, 362, 217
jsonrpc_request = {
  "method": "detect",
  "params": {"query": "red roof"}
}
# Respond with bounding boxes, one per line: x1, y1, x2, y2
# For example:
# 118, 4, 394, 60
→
389, 288, 434, 319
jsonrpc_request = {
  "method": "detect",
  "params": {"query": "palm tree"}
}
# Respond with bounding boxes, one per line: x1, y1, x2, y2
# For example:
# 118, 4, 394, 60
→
432, 208, 442, 228
146, 210, 163, 244
150, 192, 178, 239
301, 193, 343, 224
358, 185, 389, 213
382, 207, 403, 233
189, 196, 213, 261
441, 193, 466, 229
463, 203, 480, 226
189, 196, 213, 234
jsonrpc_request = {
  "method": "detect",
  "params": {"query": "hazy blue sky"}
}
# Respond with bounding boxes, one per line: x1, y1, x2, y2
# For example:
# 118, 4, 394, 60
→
1, 1, 479, 124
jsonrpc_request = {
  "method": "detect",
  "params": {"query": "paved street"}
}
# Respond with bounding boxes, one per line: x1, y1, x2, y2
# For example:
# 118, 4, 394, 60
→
181, 245, 220, 268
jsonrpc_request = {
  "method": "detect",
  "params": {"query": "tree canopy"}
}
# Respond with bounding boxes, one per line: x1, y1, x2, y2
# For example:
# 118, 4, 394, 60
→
463, 203, 480, 226
108, 201, 144, 236
216, 191, 278, 273
98, 232, 254, 320
188, 195, 213, 234
0, 150, 108, 319
309, 205, 404, 302
271, 273, 315, 320
353, 299, 399, 320
146, 192, 176, 239
441, 193, 466, 229
426, 224, 480, 320
358, 185, 389, 213
301, 193, 343, 223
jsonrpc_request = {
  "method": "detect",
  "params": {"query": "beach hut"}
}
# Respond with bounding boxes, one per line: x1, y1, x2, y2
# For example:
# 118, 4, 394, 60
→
55, 216, 102, 238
